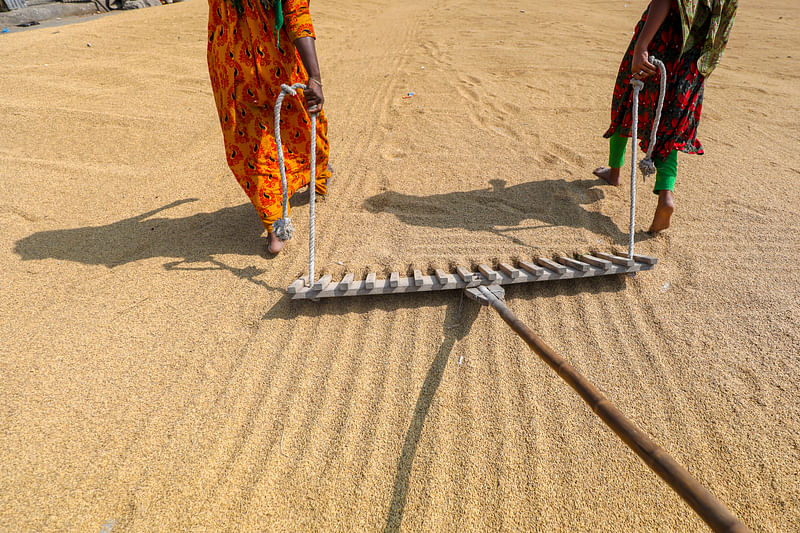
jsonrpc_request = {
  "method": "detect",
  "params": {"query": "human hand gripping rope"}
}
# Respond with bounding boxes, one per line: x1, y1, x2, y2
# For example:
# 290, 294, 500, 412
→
273, 83, 318, 287
627, 56, 667, 258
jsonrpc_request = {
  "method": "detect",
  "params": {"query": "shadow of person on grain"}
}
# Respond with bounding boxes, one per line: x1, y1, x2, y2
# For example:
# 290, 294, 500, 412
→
13, 198, 286, 292
364, 178, 654, 248
383, 295, 480, 533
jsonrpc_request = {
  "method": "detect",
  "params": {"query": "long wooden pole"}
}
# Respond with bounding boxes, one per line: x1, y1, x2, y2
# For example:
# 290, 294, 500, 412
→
478, 288, 751, 533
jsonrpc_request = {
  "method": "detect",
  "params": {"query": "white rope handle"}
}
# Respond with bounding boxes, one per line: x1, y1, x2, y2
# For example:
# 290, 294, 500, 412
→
639, 58, 667, 177
273, 83, 318, 286
627, 56, 667, 259
308, 108, 317, 287
629, 79, 642, 259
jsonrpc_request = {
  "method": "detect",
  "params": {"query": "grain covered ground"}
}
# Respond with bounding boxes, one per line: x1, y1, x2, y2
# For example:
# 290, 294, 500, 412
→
1, 0, 799, 531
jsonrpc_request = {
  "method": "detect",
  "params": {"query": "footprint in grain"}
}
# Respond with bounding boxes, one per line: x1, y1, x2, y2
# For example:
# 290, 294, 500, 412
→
381, 146, 408, 161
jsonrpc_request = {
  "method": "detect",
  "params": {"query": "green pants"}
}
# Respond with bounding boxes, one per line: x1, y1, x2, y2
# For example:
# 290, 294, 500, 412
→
609, 129, 677, 194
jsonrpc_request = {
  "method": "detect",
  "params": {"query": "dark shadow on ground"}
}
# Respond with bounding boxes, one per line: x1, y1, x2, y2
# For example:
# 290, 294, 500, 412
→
12, 199, 288, 291
382, 295, 480, 533
364, 178, 654, 248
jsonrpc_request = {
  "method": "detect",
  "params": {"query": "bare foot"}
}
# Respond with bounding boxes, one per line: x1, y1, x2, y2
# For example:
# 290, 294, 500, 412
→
648, 191, 674, 233
267, 231, 285, 254
593, 166, 621, 186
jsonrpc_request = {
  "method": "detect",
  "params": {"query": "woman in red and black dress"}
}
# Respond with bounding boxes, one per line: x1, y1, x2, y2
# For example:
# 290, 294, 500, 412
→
593, 0, 737, 233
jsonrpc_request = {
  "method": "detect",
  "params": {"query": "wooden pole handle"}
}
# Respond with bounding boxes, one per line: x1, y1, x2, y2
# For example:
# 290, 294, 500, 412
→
484, 294, 751, 533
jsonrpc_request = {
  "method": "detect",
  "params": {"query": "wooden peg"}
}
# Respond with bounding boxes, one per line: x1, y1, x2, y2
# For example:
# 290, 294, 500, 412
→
498, 263, 521, 279
339, 272, 355, 290
518, 260, 544, 277
288, 278, 306, 294
580, 254, 612, 270
456, 266, 475, 283
435, 269, 456, 288
477, 264, 499, 281
595, 252, 634, 267
312, 274, 332, 291
557, 256, 590, 272
633, 254, 658, 265
536, 257, 567, 274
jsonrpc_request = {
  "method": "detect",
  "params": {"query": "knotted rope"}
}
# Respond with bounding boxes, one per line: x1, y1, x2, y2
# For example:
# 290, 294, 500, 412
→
638, 58, 667, 177
273, 83, 318, 286
627, 56, 667, 259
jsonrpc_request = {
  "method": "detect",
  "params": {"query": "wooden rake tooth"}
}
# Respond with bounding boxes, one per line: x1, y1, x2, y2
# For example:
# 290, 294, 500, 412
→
339, 272, 355, 291
536, 257, 567, 274
456, 266, 474, 283
434, 269, 457, 288
518, 260, 545, 277
288, 277, 306, 294
580, 254, 613, 270
595, 252, 634, 267
477, 264, 499, 281
389, 272, 400, 288
633, 254, 658, 265
498, 262, 521, 279
365, 272, 377, 290
420, 271, 435, 289
312, 274, 332, 291
413, 269, 424, 287
557, 256, 590, 272
456, 266, 481, 288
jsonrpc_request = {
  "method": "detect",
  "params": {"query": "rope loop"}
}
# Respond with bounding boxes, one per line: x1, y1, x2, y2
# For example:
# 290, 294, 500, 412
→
273, 82, 319, 286
638, 58, 667, 180
626, 55, 667, 258
272, 82, 307, 242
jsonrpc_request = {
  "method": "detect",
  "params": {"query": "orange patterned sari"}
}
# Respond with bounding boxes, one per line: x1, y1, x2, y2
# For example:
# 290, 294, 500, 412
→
207, 0, 330, 231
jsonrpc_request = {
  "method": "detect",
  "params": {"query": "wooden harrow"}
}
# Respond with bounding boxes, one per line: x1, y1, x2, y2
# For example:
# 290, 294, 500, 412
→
288, 252, 657, 300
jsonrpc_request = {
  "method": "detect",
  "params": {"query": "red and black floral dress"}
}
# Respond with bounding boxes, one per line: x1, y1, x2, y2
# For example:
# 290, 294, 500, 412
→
603, 3, 709, 160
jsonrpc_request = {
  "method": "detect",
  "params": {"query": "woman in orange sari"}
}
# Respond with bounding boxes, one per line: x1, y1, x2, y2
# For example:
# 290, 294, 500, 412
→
207, 0, 330, 254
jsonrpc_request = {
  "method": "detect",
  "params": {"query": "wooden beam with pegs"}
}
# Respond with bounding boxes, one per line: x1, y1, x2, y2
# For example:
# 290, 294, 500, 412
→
287, 253, 658, 300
